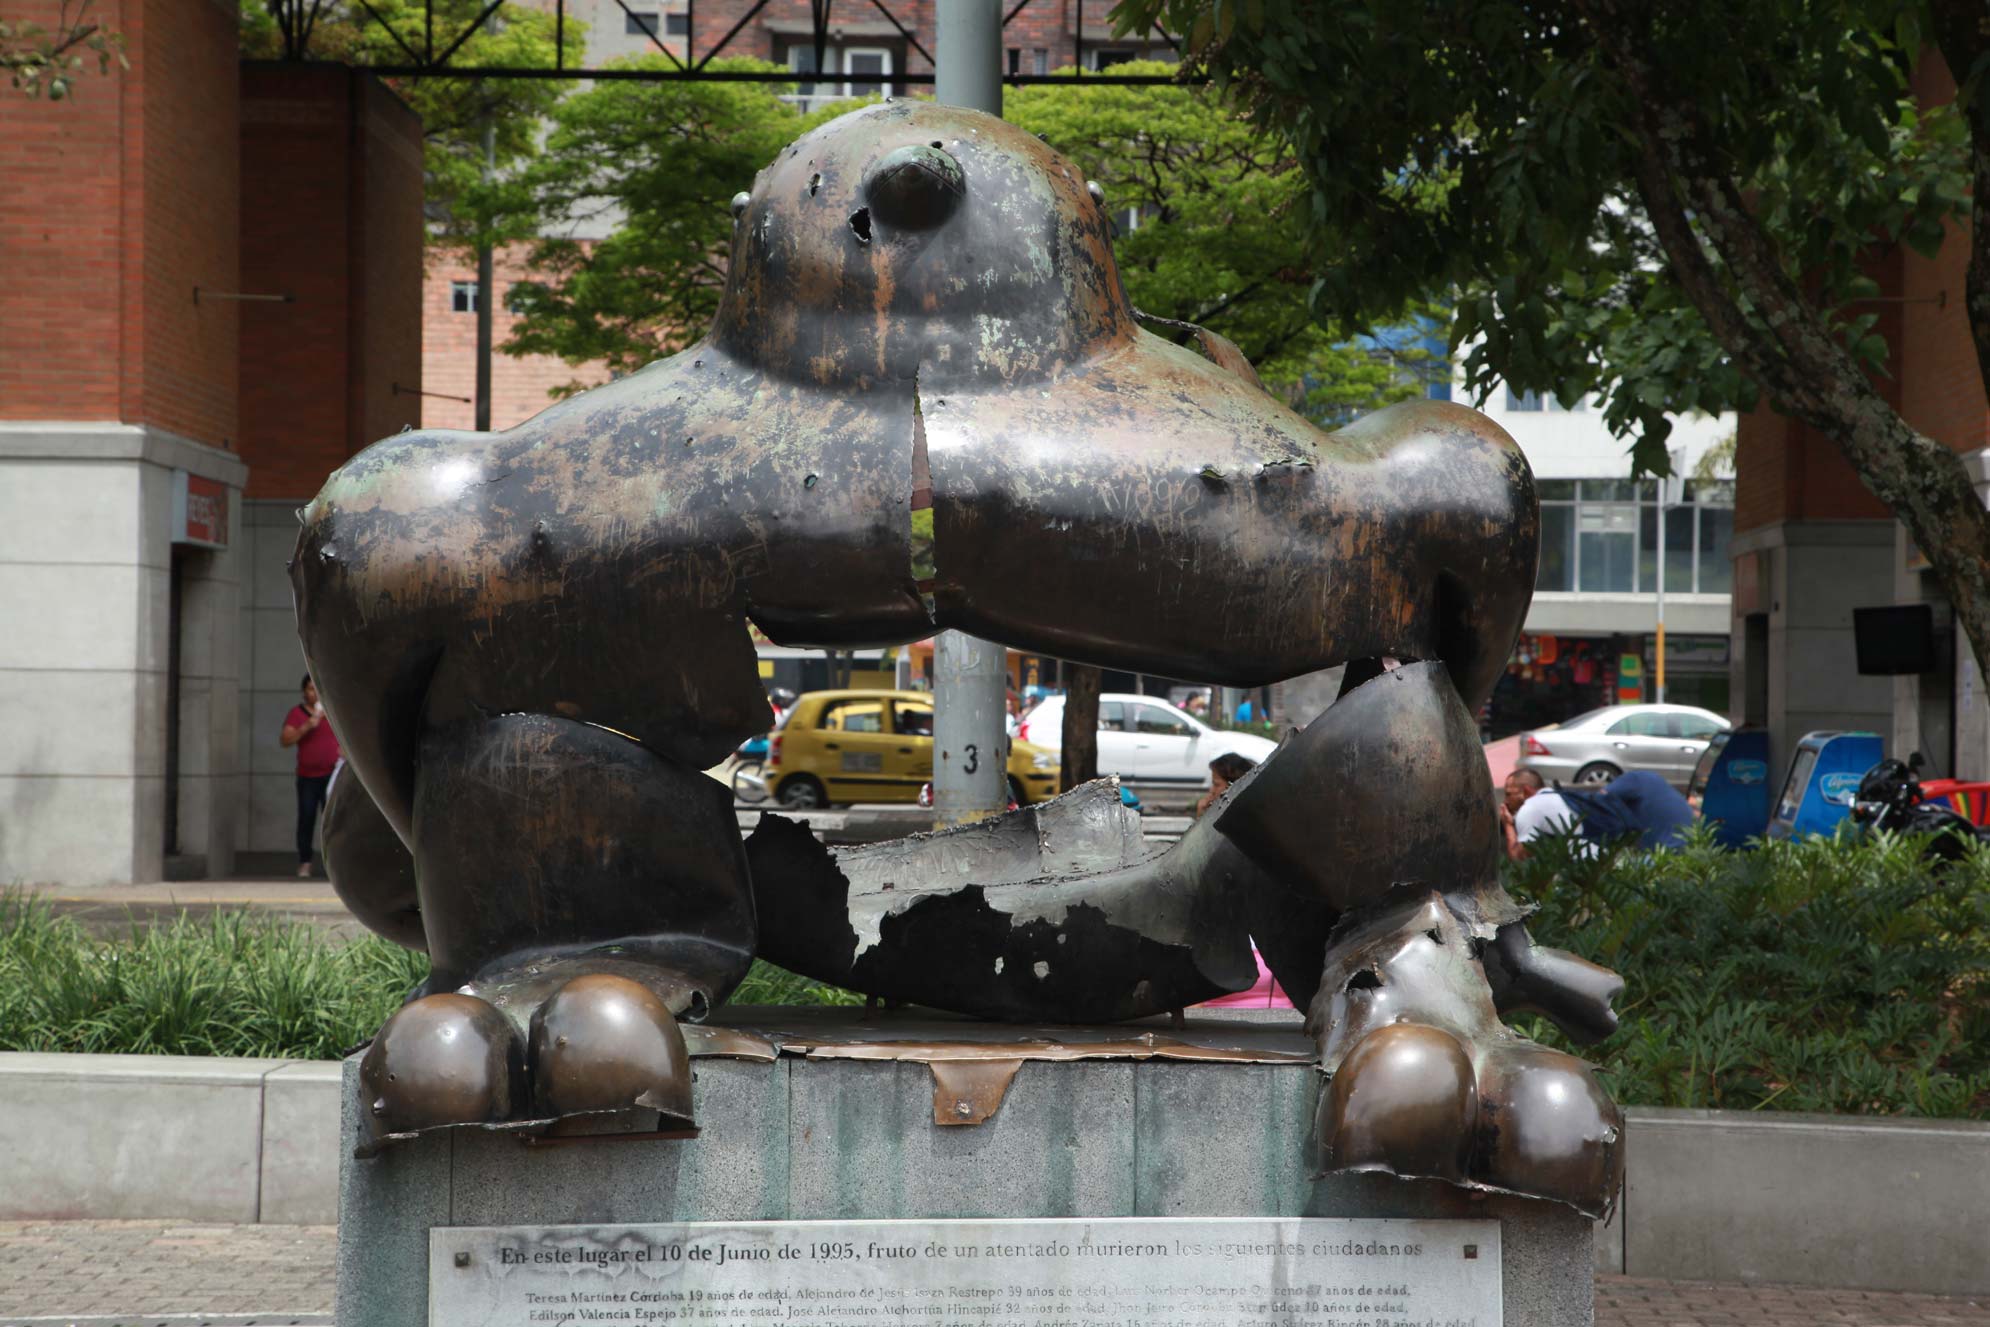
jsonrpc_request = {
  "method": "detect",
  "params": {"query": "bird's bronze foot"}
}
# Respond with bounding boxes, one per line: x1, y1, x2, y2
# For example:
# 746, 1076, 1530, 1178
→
1309, 890, 1623, 1217
357, 958, 696, 1154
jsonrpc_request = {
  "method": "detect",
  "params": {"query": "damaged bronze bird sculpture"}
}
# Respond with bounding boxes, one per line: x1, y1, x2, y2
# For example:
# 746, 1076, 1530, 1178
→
294, 101, 1625, 1218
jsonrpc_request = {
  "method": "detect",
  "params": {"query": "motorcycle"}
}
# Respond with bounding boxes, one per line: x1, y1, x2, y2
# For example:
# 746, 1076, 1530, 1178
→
730, 734, 772, 805
1849, 752, 1986, 864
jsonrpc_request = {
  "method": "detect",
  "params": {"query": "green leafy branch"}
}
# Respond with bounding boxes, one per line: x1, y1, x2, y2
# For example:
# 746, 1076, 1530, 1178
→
3, 0, 125, 100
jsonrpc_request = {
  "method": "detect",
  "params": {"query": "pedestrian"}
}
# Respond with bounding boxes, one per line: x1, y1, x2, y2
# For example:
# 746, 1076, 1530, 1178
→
281, 673, 341, 878
1499, 767, 1580, 861
1192, 747, 1287, 1009
1194, 751, 1258, 818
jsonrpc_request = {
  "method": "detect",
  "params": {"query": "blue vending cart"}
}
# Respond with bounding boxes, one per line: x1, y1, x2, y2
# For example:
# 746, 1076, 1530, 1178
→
1765, 730, 1884, 840
1689, 727, 1773, 848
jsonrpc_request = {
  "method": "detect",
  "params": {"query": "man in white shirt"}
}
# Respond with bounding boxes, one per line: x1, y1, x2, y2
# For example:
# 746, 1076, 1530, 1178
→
1501, 768, 1582, 860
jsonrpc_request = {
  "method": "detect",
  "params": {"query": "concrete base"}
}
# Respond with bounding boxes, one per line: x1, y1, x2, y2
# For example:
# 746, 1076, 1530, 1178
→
334, 1038, 1595, 1327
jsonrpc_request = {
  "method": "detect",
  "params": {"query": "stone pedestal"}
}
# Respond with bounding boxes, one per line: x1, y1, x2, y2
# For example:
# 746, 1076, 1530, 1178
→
336, 1011, 1596, 1326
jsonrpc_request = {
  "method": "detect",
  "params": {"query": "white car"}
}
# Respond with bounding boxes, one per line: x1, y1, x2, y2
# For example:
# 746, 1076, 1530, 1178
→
1016, 693, 1278, 790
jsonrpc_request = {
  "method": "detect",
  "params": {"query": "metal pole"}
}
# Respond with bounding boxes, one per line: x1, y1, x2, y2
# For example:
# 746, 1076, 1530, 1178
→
936, 0, 1002, 112
474, 115, 496, 432
1655, 449, 1684, 705
931, 0, 1009, 827
1655, 499, 1666, 704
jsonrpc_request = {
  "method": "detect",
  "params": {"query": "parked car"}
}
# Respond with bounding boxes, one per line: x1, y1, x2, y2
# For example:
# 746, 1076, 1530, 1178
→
1016, 693, 1278, 791
765, 689, 1060, 809
1515, 703, 1730, 789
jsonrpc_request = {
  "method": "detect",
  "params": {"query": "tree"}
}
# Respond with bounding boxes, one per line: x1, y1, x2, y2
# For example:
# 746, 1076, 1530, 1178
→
1119, 0, 1990, 674
239, 0, 581, 248
487, 58, 851, 389
4, 1, 123, 99
1006, 62, 1444, 423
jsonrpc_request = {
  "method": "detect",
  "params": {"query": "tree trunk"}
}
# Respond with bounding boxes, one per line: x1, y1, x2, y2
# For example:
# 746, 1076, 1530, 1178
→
1577, 0, 1990, 678
1060, 663, 1101, 790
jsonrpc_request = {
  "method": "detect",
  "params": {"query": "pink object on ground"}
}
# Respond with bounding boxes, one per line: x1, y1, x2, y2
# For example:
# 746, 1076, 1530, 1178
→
1198, 947, 1295, 1010
1483, 734, 1520, 789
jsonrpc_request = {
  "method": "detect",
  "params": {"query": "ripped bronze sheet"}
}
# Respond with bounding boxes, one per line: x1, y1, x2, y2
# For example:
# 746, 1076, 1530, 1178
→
682, 1025, 780, 1062
710, 1010, 1316, 1127
931, 1059, 1024, 1125
792, 1023, 1314, 1129
708, 1004, 1315, 1061
802, 1035, 1313, 1066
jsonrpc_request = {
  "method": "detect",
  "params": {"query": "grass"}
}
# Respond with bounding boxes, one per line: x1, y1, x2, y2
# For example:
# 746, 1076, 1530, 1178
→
0, 891, 857, 1061
4, 828, 1985, 1121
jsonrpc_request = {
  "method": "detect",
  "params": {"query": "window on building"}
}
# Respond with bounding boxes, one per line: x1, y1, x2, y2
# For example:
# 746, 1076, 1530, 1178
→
1506, 386, 1543, 411
1032, 48, 1049, 75
625, 10, 659, 36
784, 43, 894, 112
1578, 503, 1637, 591
504, 286, 531, 316
1089, 48, 1138, 70
1007, 47, 1021, 74
450, 280, 478, 313
1537, 502, 1574, 592
1535, 476, 1736, 595
665, 11, 688, 35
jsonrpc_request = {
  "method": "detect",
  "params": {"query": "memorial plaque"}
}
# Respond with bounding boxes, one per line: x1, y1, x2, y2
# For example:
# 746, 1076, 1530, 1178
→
429, 1217, 1500, 1327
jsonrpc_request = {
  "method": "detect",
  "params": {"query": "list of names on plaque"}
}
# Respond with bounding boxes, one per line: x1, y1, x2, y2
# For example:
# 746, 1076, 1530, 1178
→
429, 1217, 1500, 1327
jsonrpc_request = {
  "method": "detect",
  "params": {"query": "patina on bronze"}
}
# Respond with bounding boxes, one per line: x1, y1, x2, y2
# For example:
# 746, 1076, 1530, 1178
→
294, 100, 1623, 1217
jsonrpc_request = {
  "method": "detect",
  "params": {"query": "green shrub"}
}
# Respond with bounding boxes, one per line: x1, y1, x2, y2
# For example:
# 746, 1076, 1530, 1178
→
1505, 826, 1990, 1118
7, 829, 1985, 1121
0, 892, 857, 1060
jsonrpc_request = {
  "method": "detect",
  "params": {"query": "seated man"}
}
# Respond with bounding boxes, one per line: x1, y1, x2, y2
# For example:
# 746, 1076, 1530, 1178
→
1501, 768, 1580, 860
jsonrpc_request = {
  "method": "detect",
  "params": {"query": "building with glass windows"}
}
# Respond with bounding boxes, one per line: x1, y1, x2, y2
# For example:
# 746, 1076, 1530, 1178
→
1470, 384, 1737, 737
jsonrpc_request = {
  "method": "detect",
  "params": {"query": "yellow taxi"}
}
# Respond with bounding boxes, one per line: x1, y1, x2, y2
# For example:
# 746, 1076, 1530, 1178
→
765, 690, 1061, 809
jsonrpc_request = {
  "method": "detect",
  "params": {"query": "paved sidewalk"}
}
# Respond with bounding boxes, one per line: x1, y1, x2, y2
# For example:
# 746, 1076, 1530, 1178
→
18, 880, 364, 940
0, 1221, 335, 1325
4, 1222, 1990, 1326
1596, 1276, 1990, 1325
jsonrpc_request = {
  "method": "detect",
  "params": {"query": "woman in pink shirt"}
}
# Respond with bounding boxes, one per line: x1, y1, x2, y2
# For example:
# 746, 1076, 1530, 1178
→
280, 674, 341, 878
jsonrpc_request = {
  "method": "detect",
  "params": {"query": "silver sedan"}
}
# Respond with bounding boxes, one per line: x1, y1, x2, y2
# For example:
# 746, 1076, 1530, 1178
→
1515, 703, 1730, 789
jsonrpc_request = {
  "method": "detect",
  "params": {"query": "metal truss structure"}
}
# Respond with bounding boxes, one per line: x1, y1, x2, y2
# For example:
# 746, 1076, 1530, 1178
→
257, 0, 1190, 84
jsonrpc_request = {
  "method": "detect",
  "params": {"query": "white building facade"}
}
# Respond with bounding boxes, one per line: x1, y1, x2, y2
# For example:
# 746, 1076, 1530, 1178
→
1468, 382, 1737, 736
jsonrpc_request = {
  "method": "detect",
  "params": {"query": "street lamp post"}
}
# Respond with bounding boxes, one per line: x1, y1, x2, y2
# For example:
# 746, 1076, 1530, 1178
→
1655, 447, 1687, 704
929, 0, 1011, 828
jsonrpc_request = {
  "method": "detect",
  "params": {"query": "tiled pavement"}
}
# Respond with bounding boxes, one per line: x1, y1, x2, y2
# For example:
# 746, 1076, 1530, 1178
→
3, 1222, 1989, 1326
1595, 1276, 1990, 1325
0, 1222, 336, 1325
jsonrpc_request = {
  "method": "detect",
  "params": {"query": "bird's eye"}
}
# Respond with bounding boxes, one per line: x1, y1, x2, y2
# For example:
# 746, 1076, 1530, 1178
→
861, 143, 965, 231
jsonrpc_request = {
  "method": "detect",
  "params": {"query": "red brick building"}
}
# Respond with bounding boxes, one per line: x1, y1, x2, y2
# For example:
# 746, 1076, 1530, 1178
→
420, 245, 609, 431
555, 0, 1177, 86
0, 1, 425, 883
